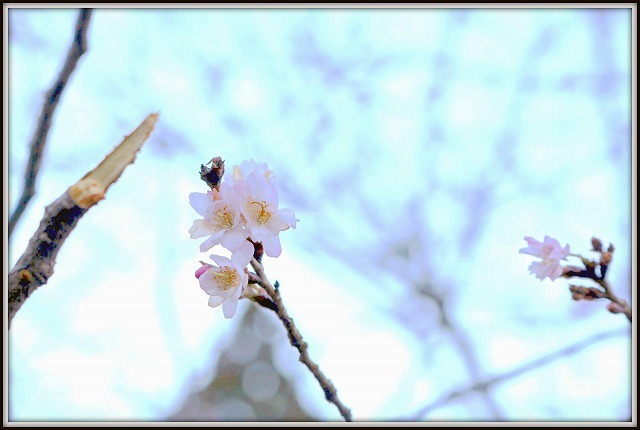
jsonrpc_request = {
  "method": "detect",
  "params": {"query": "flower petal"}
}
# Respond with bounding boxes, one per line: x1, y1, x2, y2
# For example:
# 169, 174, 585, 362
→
189, 192, 212, 217
262, 235, 282, 258
190, 220, 220, 239
231, 240, 254, 267
222, 287, 242, 319
222, 228, 247, 251
199, 269, 223, 295
279, 208, 298, 229
208, 295, 225, 308
210, 254, 233, 268
199, 230, 225, 252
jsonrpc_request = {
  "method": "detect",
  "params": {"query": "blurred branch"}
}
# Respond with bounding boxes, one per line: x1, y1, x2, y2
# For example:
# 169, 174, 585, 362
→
564, 242, 631, 322
409, 327, 628, 420
8, 114, 158, 327
9, 8, 93, 238
417, 283, 504, 420
250, 258, 353, 422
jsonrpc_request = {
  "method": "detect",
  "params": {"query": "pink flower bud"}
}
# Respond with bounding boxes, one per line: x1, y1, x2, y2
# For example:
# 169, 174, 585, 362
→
195, 264, 211, 279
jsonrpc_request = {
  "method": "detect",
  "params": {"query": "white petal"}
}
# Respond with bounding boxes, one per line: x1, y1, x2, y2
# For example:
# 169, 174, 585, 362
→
221, 228, 246, 251
231, 240, 254, 267
189, 192, 212, 217
210, 254, 233, 268
190, 220, 220, 239
199, 270, 222, 295
263, 235, 282, 258
264, 181, 279, 207
245, 173, 265, 200
222, 290, 241, 319
199, 230, 225, 252
279, 208, 298, 229
208, 295, 225, 308
247, 223, 269, 242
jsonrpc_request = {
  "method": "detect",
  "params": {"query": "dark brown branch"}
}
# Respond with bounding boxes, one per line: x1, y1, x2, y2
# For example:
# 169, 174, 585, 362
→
8, 114, 157, 328
409, 327, 628, 420
250, 258, 353, 422
8, 192, 87, 325
8, 8, 93, 238
563, 249, 632, 323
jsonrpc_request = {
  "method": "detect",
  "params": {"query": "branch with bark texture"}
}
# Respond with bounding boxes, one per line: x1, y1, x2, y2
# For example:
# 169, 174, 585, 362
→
8, 114, 158, 327
9, 8, 93, 237
250, 258, 353, 422
408, 327, 628, 420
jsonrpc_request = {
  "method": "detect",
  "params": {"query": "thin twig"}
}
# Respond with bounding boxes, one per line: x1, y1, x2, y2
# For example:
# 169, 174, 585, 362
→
408, 327, 628, 420
564, 252, 632, 323
250, 258, 353, 422
596, 278, 632, 322
9, 8, 93, 238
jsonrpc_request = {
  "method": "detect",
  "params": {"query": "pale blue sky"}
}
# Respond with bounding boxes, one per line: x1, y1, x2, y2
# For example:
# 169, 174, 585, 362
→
6, 6, 634, 422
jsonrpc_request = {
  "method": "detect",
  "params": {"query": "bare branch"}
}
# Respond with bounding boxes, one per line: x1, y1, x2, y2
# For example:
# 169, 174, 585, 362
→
250, 257, 353, 422
408, 327, 628, 420
8, 114, 158, 327
9, 8, 93, 237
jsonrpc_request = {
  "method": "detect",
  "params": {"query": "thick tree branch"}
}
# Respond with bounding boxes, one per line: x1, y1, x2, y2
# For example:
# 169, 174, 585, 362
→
250, 258, 353, 422
8, 114, 158, 327
408, 327, 628, 420
9, 8, 93, 237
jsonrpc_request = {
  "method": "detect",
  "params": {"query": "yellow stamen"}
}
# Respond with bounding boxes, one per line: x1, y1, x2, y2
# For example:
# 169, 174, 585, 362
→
250, 200, 272, 224
212, 267, 238, 290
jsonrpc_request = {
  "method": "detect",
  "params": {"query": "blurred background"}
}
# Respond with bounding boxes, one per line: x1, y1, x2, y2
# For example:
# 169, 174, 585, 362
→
5, 6, 634, 422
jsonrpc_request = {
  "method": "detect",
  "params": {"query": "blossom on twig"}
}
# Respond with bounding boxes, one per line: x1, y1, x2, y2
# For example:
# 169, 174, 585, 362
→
195, 244, 253, 319
519, 235, 570, 281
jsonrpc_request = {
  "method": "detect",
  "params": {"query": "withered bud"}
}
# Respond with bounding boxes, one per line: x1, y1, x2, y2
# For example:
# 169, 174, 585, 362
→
200, 156, 225, 191
600, 252, 613, 265
569, 285, 605, 301
591, 237, 603, 252
607, 243, 615, 253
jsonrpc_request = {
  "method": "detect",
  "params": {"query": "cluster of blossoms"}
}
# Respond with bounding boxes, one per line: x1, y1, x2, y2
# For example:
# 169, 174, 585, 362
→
189, 160, 298, 319
519, 235, 570, 281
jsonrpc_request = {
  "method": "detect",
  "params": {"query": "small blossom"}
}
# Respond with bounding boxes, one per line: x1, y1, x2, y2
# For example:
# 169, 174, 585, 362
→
520, 235, 570, 281
188, 182, 248, 253
197, 244, 253, 319
234, 172, 298, 258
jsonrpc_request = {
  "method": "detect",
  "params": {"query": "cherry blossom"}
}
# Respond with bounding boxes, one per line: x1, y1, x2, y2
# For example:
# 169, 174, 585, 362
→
188, 182, 248, 253
234, 172, 298, 258
195, 244, 253, 319
519, 235, 570, 281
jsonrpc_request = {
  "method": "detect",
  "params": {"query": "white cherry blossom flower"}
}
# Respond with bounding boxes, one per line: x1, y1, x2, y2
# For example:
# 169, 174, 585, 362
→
234, 172, 298, 258
195, 244, 253, 319
519, 235, 570, 281
188, 182, 248, 252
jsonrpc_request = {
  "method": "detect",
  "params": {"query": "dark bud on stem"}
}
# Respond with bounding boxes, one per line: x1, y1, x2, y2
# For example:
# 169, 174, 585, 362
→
200, 157, 225, 191
569, 285, 605, 301
591, 237, 603, 252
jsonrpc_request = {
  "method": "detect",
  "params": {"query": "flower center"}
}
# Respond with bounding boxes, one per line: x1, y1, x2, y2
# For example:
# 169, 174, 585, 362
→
216, 205, 234, 229
250, 200, 272, 224
213, 266, 238, 290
